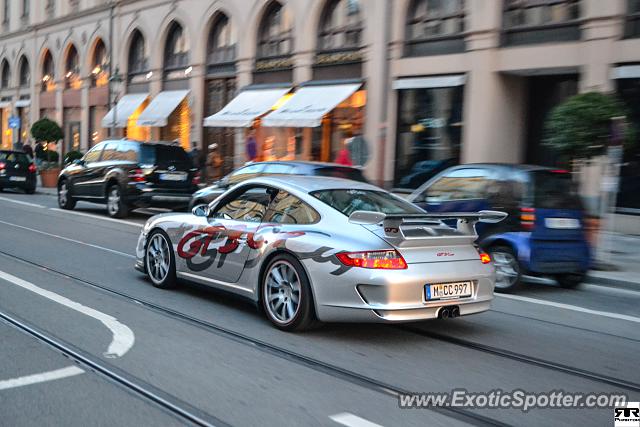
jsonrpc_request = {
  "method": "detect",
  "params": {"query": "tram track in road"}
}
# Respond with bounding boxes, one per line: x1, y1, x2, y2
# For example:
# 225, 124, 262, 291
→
0, 249, 508, 427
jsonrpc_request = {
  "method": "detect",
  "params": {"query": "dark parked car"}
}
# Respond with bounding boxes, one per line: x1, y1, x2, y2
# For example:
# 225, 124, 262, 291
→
408, 164, 590, 292
58, 139, 200, 218
0, 150, 37, 194
189, 161, 368, 209
398, 158, 457, 189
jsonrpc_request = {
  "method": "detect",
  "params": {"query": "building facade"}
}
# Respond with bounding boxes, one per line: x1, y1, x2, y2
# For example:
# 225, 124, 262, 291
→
0, 0, 639, 193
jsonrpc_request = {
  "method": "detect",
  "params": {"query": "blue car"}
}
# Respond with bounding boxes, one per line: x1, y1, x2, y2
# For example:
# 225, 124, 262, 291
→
408, 164, 590, 292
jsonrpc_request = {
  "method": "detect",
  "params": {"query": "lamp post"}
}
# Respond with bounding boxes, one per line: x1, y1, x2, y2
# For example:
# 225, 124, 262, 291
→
109, 66, 123, 137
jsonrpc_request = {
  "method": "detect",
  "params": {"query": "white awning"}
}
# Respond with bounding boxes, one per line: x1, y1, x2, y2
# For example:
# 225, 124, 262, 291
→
137, 90, 190, 127
101, 93, 149, 128
611, 65, 640, 80
261, 83, 361, 128
0, 101, 10, 108
15, 99, 30, 108
392, 74, 466, 90
203, 88, 291, 127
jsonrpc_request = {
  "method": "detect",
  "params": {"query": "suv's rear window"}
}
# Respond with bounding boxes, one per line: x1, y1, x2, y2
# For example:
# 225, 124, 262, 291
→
0, 151, 30, 165
312, 189, 423, 216
139, 145, 191, 169
313, 167, 368, 183
531, 171, 582, 210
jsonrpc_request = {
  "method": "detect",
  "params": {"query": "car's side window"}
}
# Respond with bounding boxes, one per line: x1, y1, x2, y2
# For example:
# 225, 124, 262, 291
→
117, 142, 138, 162
262, 164, 294, 175
83, 143, 105, 164
265, 190, 319, 224
227, 164, 265, 185
212, 187, 272, 223
101, 142, 119, 162
423, 168, 493, 202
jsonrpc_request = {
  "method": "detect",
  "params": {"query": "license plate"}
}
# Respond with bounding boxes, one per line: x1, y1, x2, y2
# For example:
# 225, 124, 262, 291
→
159, 173, 186, 181
545, 218, 580, 229
9, 176, 26, 182
426, 281, 473, 300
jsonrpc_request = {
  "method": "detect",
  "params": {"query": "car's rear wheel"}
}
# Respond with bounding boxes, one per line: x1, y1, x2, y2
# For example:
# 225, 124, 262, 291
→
106, 184, 129, 218
145, 230, 177, 289
58, 180, 76, 210
25, 186, 36, 194
556, 272, 585, 288
261, 254, 316, 331
490, 245, 522, 293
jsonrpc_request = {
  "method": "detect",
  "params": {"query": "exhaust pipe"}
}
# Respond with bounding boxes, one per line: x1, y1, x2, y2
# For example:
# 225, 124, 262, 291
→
438, 306, 460, 319
450, 306, 460, 318
438, 307, 450, 319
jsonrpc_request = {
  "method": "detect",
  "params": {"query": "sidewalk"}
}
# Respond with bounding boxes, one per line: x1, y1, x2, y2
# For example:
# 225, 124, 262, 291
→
587, 232, 640, 290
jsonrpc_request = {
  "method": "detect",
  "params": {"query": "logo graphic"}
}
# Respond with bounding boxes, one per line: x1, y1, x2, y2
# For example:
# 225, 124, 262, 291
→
615, 403, 640, 427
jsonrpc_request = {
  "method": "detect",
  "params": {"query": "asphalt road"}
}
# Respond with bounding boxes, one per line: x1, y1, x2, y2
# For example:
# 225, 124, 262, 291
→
0, 190, 638, 427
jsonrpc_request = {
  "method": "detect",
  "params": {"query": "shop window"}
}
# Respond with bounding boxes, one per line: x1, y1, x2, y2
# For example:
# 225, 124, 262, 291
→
502, 0, 581, 46
404, 0, 466, 56
65, 45, 81, 90
91, 39, 109, 87
0, 60, 9, 89
164, 22, 190, 73
394, 86, 463, 187
318, 0, 362, 52
257, 1, 292, 59
625, 0, 640, 38
128, 30, 149, 80
19, 56, 29, 88
41, 50, 55, 92
159, 98, 190, 151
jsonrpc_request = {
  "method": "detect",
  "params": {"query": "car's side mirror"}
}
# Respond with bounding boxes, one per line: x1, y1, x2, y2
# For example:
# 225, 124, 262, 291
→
72, 159, 85, 166
192, 204, 210, 217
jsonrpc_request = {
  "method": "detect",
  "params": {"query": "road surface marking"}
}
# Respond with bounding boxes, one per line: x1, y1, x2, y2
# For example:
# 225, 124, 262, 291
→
0, 219, 135, 259
330, 413, 384, 427
0, 366, 84, 391
0, 269, 135, 357
49, 208, 143, 228
0, 196, 45, 208
496, 293, 640, 324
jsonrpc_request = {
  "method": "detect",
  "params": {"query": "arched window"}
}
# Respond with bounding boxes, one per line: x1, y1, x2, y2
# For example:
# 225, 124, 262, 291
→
405, 0, 465, 56
18, 56, 29, 88
208, 13, 235, 65
318, 0, 362, 51
0, 60, 10, 89
257, 1, 292, 58
65, 44, 81, 89
128, 30, 148, 77
164, 22, 190, 71
21, 0, 29, 18
502, 0, 581, 46
91, 39, 109, 87
41, 50, 55, 92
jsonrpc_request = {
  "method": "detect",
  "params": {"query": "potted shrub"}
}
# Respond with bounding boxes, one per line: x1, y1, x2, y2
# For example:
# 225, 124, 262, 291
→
31, 118, 64, 188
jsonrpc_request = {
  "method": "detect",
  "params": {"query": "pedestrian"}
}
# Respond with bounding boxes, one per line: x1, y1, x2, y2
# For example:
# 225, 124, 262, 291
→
246, 129, 257, 162
188, 142, 200, 169
34, 141, 44, 168
206, 143, 223, 183
334, 130, 353, 166
22, 142, 34, 159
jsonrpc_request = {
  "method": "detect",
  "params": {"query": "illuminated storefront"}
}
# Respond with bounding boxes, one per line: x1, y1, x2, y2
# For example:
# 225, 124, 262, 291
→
0, 101, 11, 150
136, 90, 191, 150
102, 93, 150, 142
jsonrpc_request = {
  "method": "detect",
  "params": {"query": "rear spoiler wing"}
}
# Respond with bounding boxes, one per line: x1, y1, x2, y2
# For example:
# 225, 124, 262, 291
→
348, 210, 508, 239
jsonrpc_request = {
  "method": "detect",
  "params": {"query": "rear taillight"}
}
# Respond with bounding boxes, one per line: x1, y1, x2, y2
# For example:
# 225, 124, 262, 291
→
28, 163, 37, 173
336, 250, 408, 270
192, 171, 201, 185
129, 168, 146, 182
480, 252, 491, 264
0, 162, 5, 170
520, 207, 535, 231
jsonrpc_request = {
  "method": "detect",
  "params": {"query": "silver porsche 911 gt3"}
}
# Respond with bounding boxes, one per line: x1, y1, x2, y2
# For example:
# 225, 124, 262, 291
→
135, 176, 506, 331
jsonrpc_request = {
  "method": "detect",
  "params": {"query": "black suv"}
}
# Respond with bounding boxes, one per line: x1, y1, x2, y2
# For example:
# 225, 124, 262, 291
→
189, 161, 368, 209
58, 139, 199, 218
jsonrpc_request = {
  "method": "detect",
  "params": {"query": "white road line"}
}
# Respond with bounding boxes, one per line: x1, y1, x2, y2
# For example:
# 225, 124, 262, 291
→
0, 196, 45, 209
0, 366, 84, 391
49, 208, 143, 228
330, 413, 384, 427
496, 293, 640, 324
0, 269, 135, 357
0, 219, 135, 259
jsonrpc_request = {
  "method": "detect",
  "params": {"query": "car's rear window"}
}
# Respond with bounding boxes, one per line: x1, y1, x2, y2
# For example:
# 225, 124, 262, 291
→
0, 151, 30, 165
139, 145, 191, 169
531, 171, 582, 210
311, 189, 424, 216
313, 167, 368, 183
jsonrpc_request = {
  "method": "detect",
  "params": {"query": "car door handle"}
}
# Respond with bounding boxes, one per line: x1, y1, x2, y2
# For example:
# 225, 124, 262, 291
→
271, 227, 281, 233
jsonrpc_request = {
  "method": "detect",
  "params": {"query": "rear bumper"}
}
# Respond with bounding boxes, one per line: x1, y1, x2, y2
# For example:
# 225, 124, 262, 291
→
0, 175, 36, 188
126, 185, 195, 208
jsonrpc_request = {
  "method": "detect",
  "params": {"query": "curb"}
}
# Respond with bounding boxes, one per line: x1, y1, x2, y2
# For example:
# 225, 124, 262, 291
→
584, 274, 638, 292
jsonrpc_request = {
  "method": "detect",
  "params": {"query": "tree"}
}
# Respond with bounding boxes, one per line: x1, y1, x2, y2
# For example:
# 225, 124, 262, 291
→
31, 118, 64, 166
544, 92, 636, 161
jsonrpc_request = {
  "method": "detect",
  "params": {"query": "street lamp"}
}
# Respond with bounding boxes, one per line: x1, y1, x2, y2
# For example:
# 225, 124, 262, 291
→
109, 66, 123, 137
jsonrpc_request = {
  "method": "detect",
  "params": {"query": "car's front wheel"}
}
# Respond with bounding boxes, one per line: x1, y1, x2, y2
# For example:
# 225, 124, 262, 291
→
106, 184, 129, 218
58, 180, 76, 210
145, 230, 177, 289
490, 245, 522, 293
261, 254, 317, 331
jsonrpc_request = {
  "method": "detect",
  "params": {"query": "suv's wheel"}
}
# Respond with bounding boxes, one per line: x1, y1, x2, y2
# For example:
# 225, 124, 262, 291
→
58, 180, 76, 210
556, 272, 585, 288
106, 184, 129, 218
261, 254, 317, 331
145, 230, 177, 289
490, 245, 522, 293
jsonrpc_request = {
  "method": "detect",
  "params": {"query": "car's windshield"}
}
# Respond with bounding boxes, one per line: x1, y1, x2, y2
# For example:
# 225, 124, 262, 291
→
0, 151, 30, 165
311, 189, 424, 216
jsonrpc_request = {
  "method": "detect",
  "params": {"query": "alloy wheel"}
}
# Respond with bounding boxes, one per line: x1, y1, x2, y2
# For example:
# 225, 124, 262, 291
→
264, 260, 301, 324
147, 233, 171, 284
59, 183, 68, 206
107, 187, 120, 216
492, 251, 519, 290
